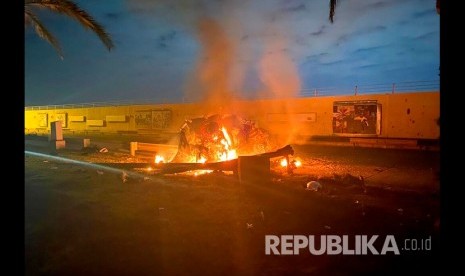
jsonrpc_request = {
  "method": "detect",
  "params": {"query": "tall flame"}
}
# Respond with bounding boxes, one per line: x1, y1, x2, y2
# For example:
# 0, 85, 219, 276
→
219, 126, 237, 161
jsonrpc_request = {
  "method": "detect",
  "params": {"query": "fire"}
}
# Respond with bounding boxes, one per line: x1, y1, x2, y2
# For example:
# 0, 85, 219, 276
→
174, 114, 277, 163
221, 127, 232, 146
218, 126, 237, 161
155, 155, 165, 164
198, 156, 207, 163
279, 157, 302, 168
194, 170, 213, 176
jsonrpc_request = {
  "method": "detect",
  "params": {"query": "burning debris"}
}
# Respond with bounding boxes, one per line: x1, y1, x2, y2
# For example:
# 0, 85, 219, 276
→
103, 115, 302, 178
171, 114, 278, 163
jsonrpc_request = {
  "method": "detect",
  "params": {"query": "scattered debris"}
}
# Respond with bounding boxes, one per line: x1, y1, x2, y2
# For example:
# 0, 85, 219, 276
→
144, 177, 150, 181
246, 223, 254, 229
306, 181, 322, 191
397, 208, 404, 213
359, 175, 367, 193
354, 200, 359, 204
99, 147, 109, 153
96, 170, 104, 175
324, 225, 331, 230
43, 160, 49, 163
260, 211, 265, 221
121, 171, 128, 183
50, 166, 58, 170
81, 145, 99, 155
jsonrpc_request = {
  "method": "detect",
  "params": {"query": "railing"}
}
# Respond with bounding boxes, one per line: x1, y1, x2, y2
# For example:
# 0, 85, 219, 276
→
24, 98, 178, 111
300, 80, 439, 97
25, 80, 439, 110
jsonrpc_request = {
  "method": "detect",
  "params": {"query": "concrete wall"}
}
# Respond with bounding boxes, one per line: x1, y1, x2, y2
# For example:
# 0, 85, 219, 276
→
25, 91, 440, 140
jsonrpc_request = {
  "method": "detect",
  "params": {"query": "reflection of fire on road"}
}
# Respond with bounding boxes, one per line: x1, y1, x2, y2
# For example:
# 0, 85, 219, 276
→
172, 114, 279, 163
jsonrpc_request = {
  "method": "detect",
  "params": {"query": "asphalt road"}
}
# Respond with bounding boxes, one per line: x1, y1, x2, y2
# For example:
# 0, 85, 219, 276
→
25, 139, 440, 275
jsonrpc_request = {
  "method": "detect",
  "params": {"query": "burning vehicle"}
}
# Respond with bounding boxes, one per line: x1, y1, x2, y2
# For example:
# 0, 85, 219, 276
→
171, 114, 279, 163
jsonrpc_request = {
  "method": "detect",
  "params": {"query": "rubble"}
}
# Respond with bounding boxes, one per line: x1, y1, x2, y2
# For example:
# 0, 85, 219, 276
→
306, 181, 322, 191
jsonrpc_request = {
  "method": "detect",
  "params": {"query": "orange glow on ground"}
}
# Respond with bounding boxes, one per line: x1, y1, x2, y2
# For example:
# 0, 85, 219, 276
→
194, 170, 213, 176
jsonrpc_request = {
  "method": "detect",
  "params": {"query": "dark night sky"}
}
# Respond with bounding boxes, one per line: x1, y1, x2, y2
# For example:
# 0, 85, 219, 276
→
25, 0, 439, 105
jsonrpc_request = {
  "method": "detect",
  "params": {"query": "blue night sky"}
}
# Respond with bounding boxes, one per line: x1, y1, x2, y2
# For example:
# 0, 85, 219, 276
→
25, 0, 439, 105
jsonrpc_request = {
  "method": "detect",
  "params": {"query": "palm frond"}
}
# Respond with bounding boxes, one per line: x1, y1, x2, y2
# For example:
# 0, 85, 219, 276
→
25, 8, 64, 59
329, 0, 338, 23
26, 0, 114, 51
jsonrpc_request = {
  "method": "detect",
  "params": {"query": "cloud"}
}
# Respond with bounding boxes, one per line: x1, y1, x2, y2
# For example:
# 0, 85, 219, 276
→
353, 44, 390, 54
413, 9, 436, 19
281, 3, 306, 13
310, 25, 326, 36
357, 64, 380, 69
320, 59, 346, 66
105, 12, 121, 20
336, 25, 387, 43
415, 31, 438, 40
156, 30, 177, 48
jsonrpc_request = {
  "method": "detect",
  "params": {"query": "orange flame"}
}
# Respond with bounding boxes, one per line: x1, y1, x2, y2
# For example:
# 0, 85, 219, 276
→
280, 158, 302, 168
194, 170, 213, 176
218, 126, 237, 161
155, 155, 165, 164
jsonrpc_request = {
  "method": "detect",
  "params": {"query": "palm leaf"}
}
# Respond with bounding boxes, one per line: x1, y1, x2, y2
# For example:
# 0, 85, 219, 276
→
329, 0, 337, 23
25, 7, 64, 59
26, 0, 114, 51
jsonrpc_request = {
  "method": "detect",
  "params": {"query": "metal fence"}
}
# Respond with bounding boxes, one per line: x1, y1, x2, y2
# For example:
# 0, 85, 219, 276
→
25, 80, 439, 110
300, 80, 439, 97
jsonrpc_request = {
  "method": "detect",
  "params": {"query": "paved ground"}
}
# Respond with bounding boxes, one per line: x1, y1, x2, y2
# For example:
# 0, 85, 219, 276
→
25, 138, 440, 275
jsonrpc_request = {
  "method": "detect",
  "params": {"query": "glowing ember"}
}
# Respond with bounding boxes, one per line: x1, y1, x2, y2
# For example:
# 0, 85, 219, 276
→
155, 155, 165, 164
294, 159, 302, 167
198, 156, 207, 163
280, 158, 288, 167
194, 170, 213, 176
